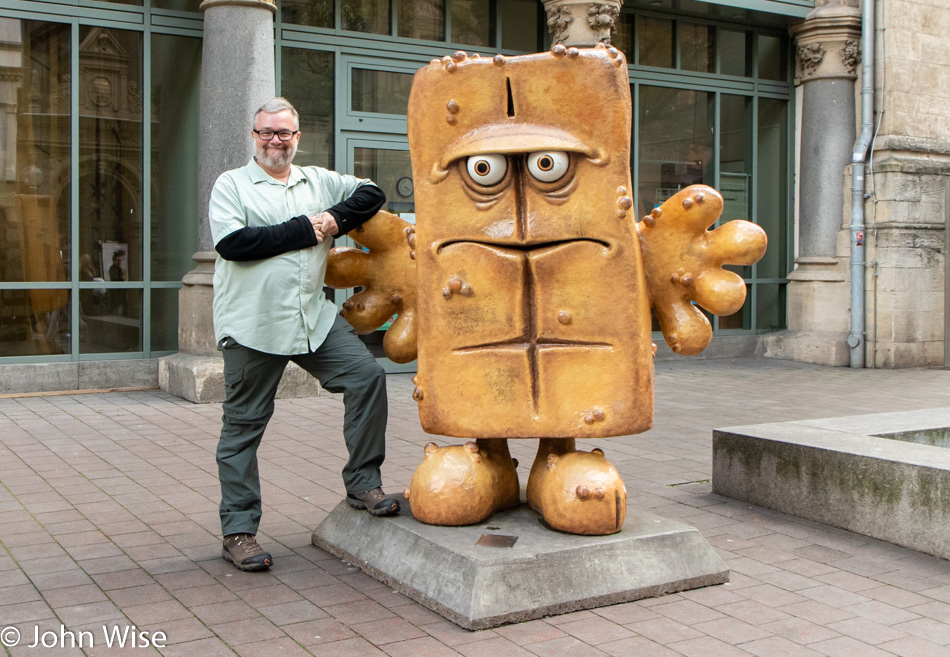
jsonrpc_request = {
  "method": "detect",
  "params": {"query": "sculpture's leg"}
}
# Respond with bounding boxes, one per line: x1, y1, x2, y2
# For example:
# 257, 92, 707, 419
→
404, 439, 519, 526
527, 438, 627, 535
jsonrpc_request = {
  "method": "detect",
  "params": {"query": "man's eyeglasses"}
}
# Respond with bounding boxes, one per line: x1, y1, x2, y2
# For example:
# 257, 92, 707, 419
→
253, 129, 299, 141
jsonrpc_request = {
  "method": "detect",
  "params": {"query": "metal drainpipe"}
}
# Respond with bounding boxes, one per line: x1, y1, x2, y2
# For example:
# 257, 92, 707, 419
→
849, 0, 875, 367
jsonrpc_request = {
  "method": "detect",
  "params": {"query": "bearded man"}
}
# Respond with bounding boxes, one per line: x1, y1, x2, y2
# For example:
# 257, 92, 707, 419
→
209, 97, 400, 573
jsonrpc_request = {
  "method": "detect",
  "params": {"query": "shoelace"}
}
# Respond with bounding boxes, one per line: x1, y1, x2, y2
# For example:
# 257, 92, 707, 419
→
234, 534, 263, 556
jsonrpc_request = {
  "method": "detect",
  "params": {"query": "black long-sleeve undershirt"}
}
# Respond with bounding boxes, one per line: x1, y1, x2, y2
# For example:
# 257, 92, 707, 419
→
215, 184, 386, 262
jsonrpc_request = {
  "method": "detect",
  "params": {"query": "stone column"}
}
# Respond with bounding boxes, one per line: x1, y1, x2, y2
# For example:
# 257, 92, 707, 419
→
764, 1, 862, 366
160, 0, 319, 401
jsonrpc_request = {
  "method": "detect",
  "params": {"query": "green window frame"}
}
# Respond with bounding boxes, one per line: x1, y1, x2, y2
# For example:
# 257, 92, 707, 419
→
625, 10, 794, 335
0, 2, 203, 362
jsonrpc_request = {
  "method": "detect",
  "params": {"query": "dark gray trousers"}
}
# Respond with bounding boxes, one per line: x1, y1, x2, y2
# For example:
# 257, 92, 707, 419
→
216, 314, 387, 536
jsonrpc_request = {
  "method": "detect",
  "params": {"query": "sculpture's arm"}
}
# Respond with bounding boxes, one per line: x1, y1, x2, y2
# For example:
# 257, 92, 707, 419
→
326, 211, 418, 363
636, 185, 767, 355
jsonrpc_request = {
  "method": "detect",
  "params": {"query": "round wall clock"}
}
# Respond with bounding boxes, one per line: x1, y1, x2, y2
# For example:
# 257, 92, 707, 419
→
397, 176, 414, 197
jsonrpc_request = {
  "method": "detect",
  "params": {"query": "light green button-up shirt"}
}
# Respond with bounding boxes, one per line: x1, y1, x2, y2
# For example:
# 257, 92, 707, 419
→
209, 158, 373, 355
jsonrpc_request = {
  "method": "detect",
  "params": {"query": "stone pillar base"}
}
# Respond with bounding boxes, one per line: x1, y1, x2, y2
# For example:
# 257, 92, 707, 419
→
764, 256, 851, 366
763, 330, 850, 366
159, 353, 226, 403
159, 353, 322, 403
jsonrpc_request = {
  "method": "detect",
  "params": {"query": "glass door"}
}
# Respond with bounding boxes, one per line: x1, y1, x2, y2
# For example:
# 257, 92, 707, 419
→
337, 134, 416, 373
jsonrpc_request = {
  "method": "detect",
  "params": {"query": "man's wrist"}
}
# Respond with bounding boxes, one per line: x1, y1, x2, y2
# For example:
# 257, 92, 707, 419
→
323, 211, 340, 236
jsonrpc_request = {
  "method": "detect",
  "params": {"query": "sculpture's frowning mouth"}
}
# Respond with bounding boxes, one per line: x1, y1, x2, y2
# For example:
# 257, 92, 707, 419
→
435, 236, 612, 255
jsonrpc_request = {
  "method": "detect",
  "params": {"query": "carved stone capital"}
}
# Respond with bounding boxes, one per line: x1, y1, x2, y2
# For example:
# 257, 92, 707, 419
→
790, 9, 862, 83
199, 0, 276, 12
809, 0, 860, 18
541, 0, 623, 48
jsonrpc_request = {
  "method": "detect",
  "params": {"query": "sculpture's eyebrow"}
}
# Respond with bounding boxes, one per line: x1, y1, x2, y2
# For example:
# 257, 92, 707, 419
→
428, 125, 604, 184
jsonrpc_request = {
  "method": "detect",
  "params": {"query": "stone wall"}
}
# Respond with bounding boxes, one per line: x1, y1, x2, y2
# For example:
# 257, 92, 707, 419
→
878, 0, 950, 140
863, 0, 950, 367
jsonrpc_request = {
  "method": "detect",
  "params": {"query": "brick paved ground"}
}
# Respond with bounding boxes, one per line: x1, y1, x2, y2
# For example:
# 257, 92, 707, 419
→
1, 358, 949, 657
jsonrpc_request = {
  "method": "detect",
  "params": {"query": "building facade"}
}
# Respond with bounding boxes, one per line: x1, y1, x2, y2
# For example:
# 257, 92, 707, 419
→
0, 0, 945, 395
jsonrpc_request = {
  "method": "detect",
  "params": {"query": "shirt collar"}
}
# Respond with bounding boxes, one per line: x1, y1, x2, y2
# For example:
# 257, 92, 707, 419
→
247, 157, 308, 187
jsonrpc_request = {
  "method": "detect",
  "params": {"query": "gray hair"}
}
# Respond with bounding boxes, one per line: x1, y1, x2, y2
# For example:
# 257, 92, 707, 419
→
253, 97, 299, 129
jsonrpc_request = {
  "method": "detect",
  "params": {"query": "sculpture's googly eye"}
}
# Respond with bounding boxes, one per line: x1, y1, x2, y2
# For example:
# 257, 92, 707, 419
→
527, 151, 569, 182
466, 154, 507, 186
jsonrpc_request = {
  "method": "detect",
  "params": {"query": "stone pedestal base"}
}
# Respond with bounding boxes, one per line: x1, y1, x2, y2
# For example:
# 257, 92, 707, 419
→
159, 353, 322, 403
312, 501, 728, 630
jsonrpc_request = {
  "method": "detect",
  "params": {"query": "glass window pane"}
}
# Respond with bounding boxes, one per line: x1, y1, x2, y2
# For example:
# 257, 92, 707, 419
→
0, 289, 70, 356
637, 85, 713, 218
352, 147, 414, 356
757, 34, 786, 81
352, 69, 413, 115
342, 0, 392, 34
78, 27, 143, 289
400, 0, 445, 40
451, 0, 491, 47
151, 287, 179, 352
80, 288, 142, 353
612, 12, 633, 59
281, 48, 334, 169
151, 33, 201, 282
756, 284, 786, 331
353, 148, 414, 218
638, 16, 673, 68
152, 0, 201, 10
0, 19, 71, 284
679, 23, 714, 73
500, 0, 539, 52
756, 98, 788, 279
281, 0, 334, 28
720, 29, 748, 76
720, 94, 752, 278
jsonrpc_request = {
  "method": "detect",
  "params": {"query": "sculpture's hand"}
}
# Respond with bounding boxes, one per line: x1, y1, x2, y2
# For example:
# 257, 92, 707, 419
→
637, 185, 767, 355
326, 211, 418, 363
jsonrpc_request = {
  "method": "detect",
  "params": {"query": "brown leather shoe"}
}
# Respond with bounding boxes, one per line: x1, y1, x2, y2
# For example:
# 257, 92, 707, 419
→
222, 533, 272, 571
347, 487, 400, 516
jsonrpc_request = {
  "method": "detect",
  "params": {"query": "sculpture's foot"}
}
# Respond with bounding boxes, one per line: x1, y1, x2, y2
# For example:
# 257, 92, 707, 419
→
527, 438, 627, 535
404, 439, 520, 526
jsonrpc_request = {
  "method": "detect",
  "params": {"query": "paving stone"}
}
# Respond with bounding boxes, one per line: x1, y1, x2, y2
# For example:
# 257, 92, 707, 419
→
597, 636, 681, 657
521, 636, 610, 656
307, 636, 388, 656
495, 620, 567, 645
209, 616, 285, 644
693, 617, 772, 645
555, 616, 636, 645
759, 618, 840, 646
877, 637, 950, 657
627, 617, 704, 644
230, 637, 310, 657
1, 362, 949, 657
738, 636, 825, 657
824, 617, 908, 646
809, 635, 902, 657
668, 636, 757, 657
380, 636, 464, 657
257, 599, 328, 625
454, 636, 537, 657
